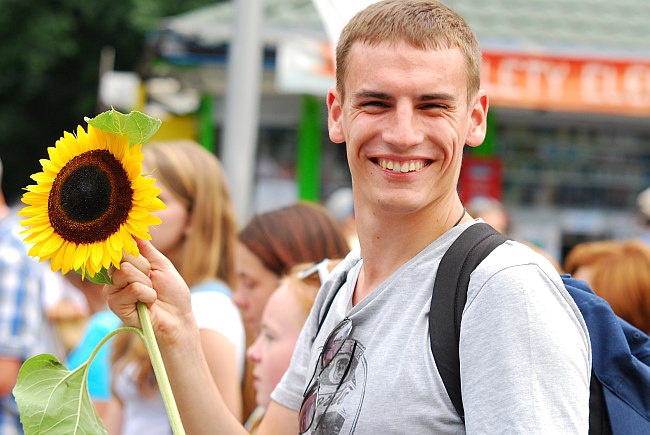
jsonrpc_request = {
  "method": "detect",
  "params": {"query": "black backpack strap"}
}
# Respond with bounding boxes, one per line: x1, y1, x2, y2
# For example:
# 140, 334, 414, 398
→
429, 223, 509, 421
314, 273, 347, 339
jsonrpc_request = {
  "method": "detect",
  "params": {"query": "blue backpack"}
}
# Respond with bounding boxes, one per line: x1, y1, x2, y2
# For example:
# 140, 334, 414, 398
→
430, 223, 650, 434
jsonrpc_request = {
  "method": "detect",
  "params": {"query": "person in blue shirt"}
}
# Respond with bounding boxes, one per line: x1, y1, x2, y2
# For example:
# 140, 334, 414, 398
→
66, 307, 121, 421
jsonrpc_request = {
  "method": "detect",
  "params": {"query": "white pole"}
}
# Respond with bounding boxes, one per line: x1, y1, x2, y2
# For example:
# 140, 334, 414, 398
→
222, 0, 264, 223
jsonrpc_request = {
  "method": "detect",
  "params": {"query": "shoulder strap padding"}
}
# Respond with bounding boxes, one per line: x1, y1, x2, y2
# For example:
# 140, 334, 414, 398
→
429, 223, 508, 421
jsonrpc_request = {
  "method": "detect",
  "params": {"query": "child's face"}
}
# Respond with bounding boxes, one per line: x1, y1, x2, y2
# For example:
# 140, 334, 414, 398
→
246, 282, 304, 407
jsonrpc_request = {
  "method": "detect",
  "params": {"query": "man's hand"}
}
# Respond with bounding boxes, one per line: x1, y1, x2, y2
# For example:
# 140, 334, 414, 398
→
104, 238, 195, 346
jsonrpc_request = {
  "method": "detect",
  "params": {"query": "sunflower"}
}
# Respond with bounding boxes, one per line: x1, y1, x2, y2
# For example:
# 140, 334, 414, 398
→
19, 124, 165, 279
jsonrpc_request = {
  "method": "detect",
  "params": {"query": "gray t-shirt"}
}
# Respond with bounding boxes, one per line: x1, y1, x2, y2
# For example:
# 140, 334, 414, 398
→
272, 221, 591, 434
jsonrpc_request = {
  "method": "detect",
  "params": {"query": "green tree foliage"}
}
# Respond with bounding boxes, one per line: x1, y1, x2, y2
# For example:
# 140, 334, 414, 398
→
0, 0, 220, 204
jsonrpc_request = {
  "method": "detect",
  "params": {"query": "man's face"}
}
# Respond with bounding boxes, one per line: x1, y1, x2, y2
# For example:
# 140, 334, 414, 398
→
327, 41, 487, 218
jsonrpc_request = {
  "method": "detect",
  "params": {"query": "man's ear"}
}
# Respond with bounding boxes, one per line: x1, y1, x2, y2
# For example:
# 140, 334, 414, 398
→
465, 90, 489, 148
327, 87, 345, 144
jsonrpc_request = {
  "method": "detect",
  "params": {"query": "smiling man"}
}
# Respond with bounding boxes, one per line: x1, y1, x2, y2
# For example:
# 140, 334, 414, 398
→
107, 1, 591, 433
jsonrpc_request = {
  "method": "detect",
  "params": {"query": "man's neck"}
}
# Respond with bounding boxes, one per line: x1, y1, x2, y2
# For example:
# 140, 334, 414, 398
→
352, 204, 470, 305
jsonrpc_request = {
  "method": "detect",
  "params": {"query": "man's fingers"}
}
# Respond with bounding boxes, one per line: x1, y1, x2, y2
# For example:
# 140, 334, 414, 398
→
103, 280, 156, 304
111, 261, 153, 290
121, 250, 152, 277
135, 238, 173, 271
103, 281, 157, 327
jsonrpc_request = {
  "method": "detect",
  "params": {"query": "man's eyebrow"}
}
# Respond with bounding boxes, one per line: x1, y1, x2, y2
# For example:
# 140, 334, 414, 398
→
352, 91, 392, 101
418, 93, 457, 103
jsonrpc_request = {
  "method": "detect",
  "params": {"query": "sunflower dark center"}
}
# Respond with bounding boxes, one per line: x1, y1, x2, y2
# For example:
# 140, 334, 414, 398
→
49, 149, 134, 244
60, 165, 111, 222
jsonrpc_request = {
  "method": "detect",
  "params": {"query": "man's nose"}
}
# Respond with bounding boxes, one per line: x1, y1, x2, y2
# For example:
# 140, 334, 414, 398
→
382, 105, 424, 147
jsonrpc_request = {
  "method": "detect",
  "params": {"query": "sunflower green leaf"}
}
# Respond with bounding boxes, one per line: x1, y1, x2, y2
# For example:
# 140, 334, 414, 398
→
82, 267, 113, 285
13, 354, 108, 435
86, 109, 161, 147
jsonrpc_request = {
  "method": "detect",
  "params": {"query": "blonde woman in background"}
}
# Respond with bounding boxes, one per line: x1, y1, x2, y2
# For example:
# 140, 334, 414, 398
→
106, 141, 244, 434
244, 260, 340, 433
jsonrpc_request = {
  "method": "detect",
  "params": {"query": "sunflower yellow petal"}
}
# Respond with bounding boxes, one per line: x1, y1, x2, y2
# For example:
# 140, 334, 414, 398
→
109, 244, 123, 267
30, 172, 54, 184
128, 207, 150, 220
61, 242, 77, 274
28, 243, 43, 258
134, 197, 166, 213
131, 176, 156, 191
23, 225, 55, 244
20, 215, 50, 227
102, 243, 116, 269
121, 229, 138, 256
47, 146, 67, 169
90, 243, 103, 270
51, 241, 68, 272
18, 206, 41, 219
125, 145, 143, 179
91, 127, 110, 151
125, 221, 151, 240
108, 233, 123, 253
133, 185, 161, 201
86, 258, 101, 278
142, 214, 162, 227
30, 185, 51, 197
72, 244, 89, 271
36, 233, 65, 259
23, 185, 50, 198
149, 197, 166, 212
39, 158, 60, 174
75, 126, 91, 151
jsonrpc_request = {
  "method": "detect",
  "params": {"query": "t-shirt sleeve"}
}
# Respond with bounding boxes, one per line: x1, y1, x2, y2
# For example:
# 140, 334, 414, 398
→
460, 249, 591, 433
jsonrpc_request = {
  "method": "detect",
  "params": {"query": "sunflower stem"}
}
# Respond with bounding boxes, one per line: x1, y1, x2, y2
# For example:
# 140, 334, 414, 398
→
136, 301, 186, 435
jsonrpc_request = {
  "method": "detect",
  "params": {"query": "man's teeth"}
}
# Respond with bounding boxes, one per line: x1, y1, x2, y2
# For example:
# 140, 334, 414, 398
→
379, 159, 426, 173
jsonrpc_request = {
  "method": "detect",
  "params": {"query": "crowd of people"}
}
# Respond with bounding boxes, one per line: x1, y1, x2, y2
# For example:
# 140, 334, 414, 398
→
1, 1, 649, 434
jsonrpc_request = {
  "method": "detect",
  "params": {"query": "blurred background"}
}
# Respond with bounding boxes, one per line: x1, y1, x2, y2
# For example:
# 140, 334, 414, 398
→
1, 0, 649, 265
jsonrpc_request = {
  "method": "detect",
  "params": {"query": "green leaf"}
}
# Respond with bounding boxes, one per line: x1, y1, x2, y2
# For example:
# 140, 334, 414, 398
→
81, 267, 113, 285
86, 108, 161, 146
13, 354, 108, 435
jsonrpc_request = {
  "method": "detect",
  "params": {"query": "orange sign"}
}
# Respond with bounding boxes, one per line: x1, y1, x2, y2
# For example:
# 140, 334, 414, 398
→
281, 41, 650, 116
482, 51, 650, 116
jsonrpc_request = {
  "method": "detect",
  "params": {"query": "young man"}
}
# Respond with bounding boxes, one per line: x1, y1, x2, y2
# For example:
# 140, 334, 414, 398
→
107, 1, 591, 433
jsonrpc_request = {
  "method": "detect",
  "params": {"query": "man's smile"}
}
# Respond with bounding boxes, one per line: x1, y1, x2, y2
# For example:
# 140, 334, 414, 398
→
372, 158, 432, 173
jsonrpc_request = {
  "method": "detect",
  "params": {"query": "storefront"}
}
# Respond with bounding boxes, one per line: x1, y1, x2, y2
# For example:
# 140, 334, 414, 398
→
128, 0, 650, 262
459, 51, 650, 259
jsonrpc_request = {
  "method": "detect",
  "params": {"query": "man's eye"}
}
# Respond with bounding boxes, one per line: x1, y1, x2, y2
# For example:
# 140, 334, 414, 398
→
360, 101, 388, 109
421, 103, 447, 110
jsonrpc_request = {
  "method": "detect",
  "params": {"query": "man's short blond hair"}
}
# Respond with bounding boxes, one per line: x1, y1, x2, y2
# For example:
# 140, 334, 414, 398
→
336, 0, 481, 105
